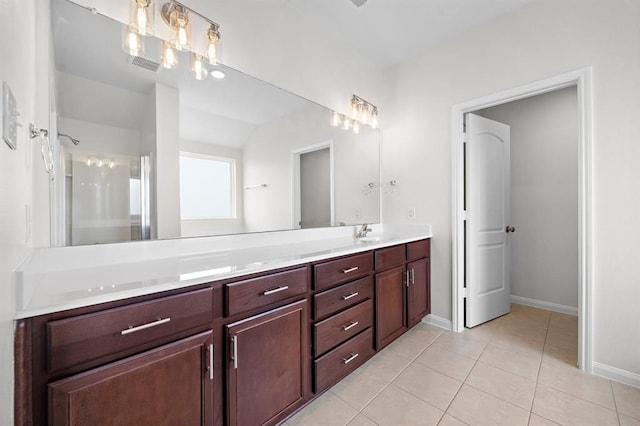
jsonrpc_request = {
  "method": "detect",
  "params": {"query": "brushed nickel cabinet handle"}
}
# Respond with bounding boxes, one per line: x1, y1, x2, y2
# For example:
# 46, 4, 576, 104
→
404, 270, 410, 287
207, 343, 214, 380
231, 335, 238, 369
411, 268, 415, 285
342, 292, 359, 301
342, 266, 359, 274
262, 286, 289, 296
342, 321, 359, 331
120, 317, 171, 335
342, 353, 359, 365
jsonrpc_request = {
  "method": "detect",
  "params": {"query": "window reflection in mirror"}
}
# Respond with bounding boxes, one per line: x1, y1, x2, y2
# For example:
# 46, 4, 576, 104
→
51, 0, 380, 246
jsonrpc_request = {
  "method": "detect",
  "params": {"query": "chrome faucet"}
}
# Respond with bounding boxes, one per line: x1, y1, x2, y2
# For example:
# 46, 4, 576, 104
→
356, 224, 372, 238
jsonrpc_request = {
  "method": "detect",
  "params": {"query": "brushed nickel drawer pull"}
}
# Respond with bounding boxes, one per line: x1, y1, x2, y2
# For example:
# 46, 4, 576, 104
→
231, 335, 238, 369
342, 266, 359, 274
207, 344, 214, 380
263, 286, 289, 296
342, 353, 359, 365
121, 317, 171, 335
342, 292, 359, 301
342, 321, 359, 331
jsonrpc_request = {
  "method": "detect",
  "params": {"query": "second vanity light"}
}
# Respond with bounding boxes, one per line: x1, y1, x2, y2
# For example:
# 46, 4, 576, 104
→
122, 0, 223, 80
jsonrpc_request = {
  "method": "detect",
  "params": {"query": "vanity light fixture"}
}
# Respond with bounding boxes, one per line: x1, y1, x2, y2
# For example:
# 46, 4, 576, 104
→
129, 0, 154, 36
162, 2, 191, 50
191, 53, 207, 80
331, 111, 341, 127
160, 40, 178, 68
330, 95, 379, 134
122, 26, 144, 56
353, 120, 360, 134
205, 23, 222, 65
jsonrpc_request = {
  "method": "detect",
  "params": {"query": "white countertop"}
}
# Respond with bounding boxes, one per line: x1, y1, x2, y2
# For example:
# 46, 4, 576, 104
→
14, 223, 432, 319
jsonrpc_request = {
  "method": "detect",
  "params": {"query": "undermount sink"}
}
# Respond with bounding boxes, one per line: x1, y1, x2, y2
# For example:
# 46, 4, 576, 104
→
357, 235, 392, 243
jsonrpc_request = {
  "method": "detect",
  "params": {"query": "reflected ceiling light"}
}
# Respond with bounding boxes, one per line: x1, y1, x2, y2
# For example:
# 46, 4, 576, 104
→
370, 108, 378, 129
129, 0, 154, 36
343, 117, 351, 130
122, 26, 144, 56
331, 111, 341, 127
191, 53, 207, 80
210, 69, 225, 79
353, 120, 360, 134
205, 23, 222, 65
160, 40, 178, 68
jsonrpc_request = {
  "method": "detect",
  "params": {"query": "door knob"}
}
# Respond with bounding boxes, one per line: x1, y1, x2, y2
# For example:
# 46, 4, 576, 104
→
505, 226, 515, 233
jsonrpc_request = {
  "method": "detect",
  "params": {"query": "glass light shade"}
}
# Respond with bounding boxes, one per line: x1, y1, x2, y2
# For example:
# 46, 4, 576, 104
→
353, 120, 360, 134
122, 26, 144, 56
130, 0, 154, 36
370, 108, 379, 129
350, 98, 359, 119
331, 111, 341, 126
343, 117, 351, 130
205, 25, 222, 65
170, 8, 191, 50
191, 53, 207, 80
360, 104, 369, 124
161, 41, 178, 69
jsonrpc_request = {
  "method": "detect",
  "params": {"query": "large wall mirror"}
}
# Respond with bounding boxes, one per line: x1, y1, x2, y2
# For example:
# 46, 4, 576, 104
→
50, 0, 380, 246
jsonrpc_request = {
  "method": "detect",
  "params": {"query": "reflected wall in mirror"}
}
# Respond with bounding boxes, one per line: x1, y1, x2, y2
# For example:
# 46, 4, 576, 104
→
50, 0, 381, 246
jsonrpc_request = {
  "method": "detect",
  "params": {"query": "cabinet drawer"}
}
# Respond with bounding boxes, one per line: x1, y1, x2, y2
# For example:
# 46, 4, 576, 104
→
314, 276, 373, 320
375, 244, 406, 271
314, 299, 373, 357
314, 328, 374, 392
47, 288, 213, 373
314, 252, 373, 291
225, 267, 308, 317
407, 239, 430, 262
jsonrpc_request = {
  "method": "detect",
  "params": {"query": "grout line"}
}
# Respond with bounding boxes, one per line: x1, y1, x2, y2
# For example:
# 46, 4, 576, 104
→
608, 380, 622, 426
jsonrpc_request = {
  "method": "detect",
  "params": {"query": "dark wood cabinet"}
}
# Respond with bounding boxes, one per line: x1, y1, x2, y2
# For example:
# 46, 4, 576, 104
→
226, 299, 308, 426
407, 258, 430, 327
375, 265, 407, 348
49, 331, 214, 426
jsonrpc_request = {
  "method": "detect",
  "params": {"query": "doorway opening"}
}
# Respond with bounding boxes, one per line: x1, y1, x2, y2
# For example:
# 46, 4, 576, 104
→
292, 142, 335, 229
451, 68, 593, 372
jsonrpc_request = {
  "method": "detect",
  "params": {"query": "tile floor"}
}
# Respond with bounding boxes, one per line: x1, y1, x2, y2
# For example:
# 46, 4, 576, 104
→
284, 304, 640, 426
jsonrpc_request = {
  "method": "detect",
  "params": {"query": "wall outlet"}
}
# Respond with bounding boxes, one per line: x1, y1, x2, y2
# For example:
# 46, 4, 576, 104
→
354, 208, 362, 219
407, 206, 416, 220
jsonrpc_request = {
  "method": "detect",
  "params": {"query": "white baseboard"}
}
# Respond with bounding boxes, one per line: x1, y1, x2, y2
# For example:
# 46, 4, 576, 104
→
593, 362, 640, 389
422, 314, 452, 331
510, 295, 578, 316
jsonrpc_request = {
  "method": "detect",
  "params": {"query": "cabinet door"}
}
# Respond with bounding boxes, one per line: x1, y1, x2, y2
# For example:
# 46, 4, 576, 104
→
49, 331, 214, 426
407, 258, 430, 327
227, 299, 308, 426
375, 265, 407, 349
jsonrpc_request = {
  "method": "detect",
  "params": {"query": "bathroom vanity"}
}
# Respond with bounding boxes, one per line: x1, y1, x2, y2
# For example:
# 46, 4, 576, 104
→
14, 226, 431, 425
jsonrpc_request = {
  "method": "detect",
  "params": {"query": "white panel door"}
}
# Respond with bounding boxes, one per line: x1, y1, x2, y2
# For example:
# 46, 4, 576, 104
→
465, 113, 512, 328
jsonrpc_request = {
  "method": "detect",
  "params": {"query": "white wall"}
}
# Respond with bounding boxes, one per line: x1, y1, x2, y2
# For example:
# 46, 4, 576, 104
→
478, 87, 578, 309
382, 0, 640, 376
179, 140, 245, 237
58, 117, 142, 156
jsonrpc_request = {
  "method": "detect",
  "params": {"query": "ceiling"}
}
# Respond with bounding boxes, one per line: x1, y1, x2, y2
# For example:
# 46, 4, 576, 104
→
284, 0, 533, 68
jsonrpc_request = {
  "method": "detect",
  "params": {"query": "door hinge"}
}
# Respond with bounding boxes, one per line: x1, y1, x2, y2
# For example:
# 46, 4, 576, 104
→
462, 210, 467, 220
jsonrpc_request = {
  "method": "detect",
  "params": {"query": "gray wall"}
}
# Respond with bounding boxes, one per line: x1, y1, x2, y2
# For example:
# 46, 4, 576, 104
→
478, 87, 579, 309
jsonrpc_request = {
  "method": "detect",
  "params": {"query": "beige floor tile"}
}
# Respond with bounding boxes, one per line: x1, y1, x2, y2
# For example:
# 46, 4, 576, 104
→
460, 317, 503, 343
447, 384, 529, 426
620, 414, 640, 426
384, 329, 438, 360
438, 414, 468, 425
545, 329, 578, 352
347, 414, 378, 426
414, 345, 476, 382
498, 319, 548, 342
432, 331, 488, 359
538, 362, 615, 409
362, 385, 443, 426
392, 363, 462, 410
491, 331, 544, 359
532, 384, 618, 426
528, 413, 561, 425
612, 381, 640, 420
404, 322, 445, 343
548, 312, 578, 336
479, 343, 541, 381
331, 369, 390, 411
509, 304, 552, 325
466, 362, 536, 410
287, 391, 358, 426
542, 343, 578, 369
355, 347, 412, 382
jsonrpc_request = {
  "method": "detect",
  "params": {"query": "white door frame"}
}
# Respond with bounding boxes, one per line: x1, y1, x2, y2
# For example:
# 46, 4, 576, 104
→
292, 141, 335, 229
451, 67, 593, 372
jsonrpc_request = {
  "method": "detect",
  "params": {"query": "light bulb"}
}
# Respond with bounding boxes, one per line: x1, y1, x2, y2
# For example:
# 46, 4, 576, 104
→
191, 53, 207, 80
331, 111, 341, 126
205, 24, 222, 65
122, 26, 144, 56
343, 117, 351, 130
86, 158, 92, 166
109, 160, 115, 169
353, 120, 360, 134
131, 0, 153, 36
360, 104, 369, 124
351, 98, 359, 119
98, 160, 104, 168
161, 41, 178, 69
170, 8, 191, 50
370, 108, 378, 129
